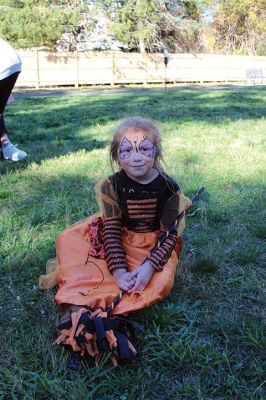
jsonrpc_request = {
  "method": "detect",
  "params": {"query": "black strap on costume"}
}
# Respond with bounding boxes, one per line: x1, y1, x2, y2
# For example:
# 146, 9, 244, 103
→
92, 316, 109, 352
112, 315, 144, 332
115, 331, 131, 359
57, 310, 143, 361
57, 312, 143, 333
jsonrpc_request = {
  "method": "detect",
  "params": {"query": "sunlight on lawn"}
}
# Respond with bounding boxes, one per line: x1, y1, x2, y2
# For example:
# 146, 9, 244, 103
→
0, 87, 265, 399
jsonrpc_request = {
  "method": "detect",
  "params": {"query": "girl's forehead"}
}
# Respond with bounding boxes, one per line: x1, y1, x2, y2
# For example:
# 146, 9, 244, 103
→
119, 128, 153, 143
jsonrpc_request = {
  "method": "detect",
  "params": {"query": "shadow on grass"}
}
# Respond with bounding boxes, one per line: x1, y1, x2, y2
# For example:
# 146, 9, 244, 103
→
2, 161, 265, 284
0, 86, 265, 175
1, 162, 266, 398
1, 173, 97, 286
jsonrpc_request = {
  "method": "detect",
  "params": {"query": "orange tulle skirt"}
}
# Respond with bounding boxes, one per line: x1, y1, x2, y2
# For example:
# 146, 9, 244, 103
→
53, 214, 182, 315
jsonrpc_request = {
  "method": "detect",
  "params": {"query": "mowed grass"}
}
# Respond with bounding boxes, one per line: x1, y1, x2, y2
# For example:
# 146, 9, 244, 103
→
0, 87, 265, 400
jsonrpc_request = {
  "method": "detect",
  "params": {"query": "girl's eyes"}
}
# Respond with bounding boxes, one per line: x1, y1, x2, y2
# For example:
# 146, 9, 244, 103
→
119, 147, 133, 159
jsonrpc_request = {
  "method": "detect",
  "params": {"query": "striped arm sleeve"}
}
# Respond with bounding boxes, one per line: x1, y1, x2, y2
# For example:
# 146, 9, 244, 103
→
146, 190, 185, 271
102, 216, 127, 274
145, 231, 177, 272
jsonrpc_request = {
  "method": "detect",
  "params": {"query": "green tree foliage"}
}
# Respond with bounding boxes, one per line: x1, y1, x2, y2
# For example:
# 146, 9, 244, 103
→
211, 0, 266, 55
159, 0, 208, 53
0, 0, 80, 49
0, 0, 265, 54
0, 0, 24, 6
99, 0, 208, 52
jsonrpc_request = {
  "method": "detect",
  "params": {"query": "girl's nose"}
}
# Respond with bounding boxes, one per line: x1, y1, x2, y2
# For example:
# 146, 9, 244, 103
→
132, 151, 143, 161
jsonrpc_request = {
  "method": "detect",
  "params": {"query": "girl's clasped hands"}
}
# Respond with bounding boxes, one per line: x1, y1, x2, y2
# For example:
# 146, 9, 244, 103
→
113, 261, 154, 293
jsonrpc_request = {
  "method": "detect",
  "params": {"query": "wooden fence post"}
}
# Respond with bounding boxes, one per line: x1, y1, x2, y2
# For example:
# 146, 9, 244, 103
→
144, 52, 147, 86
225, 56, 229, 84
35, 49, 40, 89
111, 52, 115, 86
75, 51, 79, 88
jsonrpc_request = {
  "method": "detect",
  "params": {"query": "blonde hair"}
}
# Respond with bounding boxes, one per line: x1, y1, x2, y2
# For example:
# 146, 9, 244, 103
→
110, 116, 165, 173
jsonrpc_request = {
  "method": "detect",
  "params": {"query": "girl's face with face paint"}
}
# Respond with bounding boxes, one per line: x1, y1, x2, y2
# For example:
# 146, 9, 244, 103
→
118, 128, 158, 184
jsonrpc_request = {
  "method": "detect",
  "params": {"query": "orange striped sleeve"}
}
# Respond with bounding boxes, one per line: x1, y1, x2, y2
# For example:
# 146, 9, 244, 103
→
145, 232, 177, 272
102, 217, 127, 274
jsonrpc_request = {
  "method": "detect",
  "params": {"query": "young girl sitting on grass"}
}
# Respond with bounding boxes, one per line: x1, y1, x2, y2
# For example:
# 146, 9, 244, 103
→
40, 116, 191, 367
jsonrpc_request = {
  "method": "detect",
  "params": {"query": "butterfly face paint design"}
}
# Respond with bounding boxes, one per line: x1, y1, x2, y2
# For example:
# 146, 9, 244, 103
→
139, 138, 155, 158
119, 136, 155, 160
119, 137, 133, 160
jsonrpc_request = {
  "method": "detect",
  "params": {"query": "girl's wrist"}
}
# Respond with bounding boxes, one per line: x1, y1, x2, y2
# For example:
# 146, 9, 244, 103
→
112, 268, 127, 279
144, 260, 154, 270
143, 261, 155, 276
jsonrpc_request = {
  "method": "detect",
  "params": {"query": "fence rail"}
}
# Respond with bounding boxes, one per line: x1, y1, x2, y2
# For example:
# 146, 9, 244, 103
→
16, 50, 266, 88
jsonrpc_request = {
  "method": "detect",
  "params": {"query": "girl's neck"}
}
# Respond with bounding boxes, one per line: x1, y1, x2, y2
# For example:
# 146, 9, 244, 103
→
122, 168, 159, 185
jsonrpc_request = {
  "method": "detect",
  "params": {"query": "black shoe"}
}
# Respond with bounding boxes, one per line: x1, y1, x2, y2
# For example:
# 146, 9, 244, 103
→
66, 352, 82, 371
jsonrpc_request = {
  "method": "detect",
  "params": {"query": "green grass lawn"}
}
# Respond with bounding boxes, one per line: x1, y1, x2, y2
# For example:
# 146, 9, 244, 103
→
0, 87, 265, 400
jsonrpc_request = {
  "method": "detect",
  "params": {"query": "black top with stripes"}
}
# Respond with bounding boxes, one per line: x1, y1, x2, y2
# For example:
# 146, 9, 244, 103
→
101, 170, 181, 273
109, 170, 179, 233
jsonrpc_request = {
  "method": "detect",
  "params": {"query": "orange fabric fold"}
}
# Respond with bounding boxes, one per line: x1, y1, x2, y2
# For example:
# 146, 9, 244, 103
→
53, 214, 181, 315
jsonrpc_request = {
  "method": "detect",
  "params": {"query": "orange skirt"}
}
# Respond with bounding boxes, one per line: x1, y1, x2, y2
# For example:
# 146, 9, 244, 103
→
54, 214, 182, 315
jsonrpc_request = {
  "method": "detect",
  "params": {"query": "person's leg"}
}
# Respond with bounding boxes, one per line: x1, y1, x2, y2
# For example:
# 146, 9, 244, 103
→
0, 72, 20, 140
0, 72, 27, 161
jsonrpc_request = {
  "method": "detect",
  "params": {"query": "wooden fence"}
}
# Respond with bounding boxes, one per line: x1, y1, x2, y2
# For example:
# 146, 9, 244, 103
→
16, 50, 266, 88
